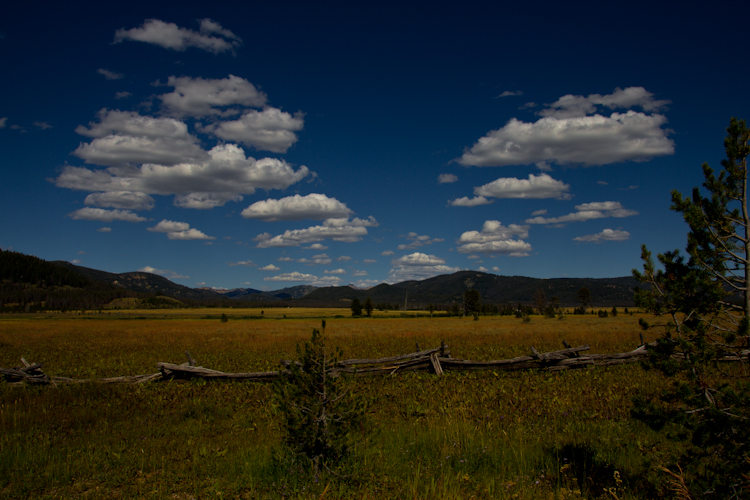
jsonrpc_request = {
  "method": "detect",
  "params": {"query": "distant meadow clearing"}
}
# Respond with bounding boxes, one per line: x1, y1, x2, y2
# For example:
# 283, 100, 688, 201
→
1, 311, 677, 499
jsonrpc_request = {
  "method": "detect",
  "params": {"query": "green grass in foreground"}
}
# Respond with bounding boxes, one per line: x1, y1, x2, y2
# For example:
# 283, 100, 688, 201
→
0, 314, 678, 499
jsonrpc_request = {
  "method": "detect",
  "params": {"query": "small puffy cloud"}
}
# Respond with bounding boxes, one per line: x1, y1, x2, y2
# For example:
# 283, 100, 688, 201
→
97, 227, 112, 232
138, 266, 189, 279
312, 276, 343, 287
70, 259, 82, 264
381, 250, 394, 256
525, 201, 638, 225
255, 217, 378, 248
148, 219, 215, 240
478, 266, 488, 272
540, 87, 670, 119
354, 279, 379, 288
85, 191, 155, 211
115, 91, 132, 100
531, 209, 547, 216
114, 18, 241, 54
573, 228, 630, 243
202, 108, 304, 153
264, 271, 318, 282
438, 173, 458, 184
228, 260, 255, 267
325, 268, 346, 274
364, 259, 376, 264
337, 255, 352, 261
449, 196, 493, 207
388, 252, 461, 283
492, 266, 500, 272
496, 90, 523, 97
173, 192, 243, 209
277, 257, 294, 262
306, 243, 328, 250
34, 122, 52, 130
69, 207, 146, 222
597, 180, 609, 185
260, 264, 280, 271
473, 173, 571, 200
456, 220, 532, 255
352, 270, 368, 277
298, 254, 332, 266
398, 232, 444, 250
148, 220, 189, 232
159, 75, 267, 118
98, 68, 123, 80
167, 228, 214, 241
0, 117, 7, 128
241, 193, 352, 221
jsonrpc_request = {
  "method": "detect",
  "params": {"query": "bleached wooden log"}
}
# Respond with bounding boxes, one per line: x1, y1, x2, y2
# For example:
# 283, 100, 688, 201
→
429, 352, 444, 376
337, 347, 442, 366
156, 362, 280, 381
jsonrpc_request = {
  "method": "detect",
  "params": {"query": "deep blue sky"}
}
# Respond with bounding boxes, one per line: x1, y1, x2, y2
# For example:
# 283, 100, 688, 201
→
2, 1, 748, 290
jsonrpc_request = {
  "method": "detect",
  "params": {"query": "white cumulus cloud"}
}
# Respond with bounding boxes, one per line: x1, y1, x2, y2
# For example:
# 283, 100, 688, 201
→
254, 217, 378, 248
298, 254, 332, 266
540, 87, 670, 119
573, 228, 630, 243
241, 193, 352, 221
449, 196, 493, 207
228, 260, 255, 267
456, 220, 532, 256
159, 75, 267, 118
114, 19, 241, 54
438, 173, 458, 183
473, 173, 571, 200
388, 252, 461, 283
73, 109, 207, 167
56, 143, 311, 208
147, 219, 215, 240
525, 201, 638, 225
201, 107, 304, 153
84, 191, 155, 211
264, 271, 318, 282
260, 264, 280, 271
457, 87, 674, 168
325, 268, 346, 274
69, 207, 146, 222
398, 232, 444, 250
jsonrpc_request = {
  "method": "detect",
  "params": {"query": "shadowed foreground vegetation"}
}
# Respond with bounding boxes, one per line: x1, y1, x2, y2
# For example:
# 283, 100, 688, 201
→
0, 313, 689, 499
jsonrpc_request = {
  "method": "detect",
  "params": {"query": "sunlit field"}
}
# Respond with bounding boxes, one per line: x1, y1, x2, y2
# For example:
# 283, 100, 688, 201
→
0, 311, 675, 499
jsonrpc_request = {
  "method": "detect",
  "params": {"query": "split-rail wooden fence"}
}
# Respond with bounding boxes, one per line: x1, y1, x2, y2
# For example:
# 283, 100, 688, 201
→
4, 339, 748, 387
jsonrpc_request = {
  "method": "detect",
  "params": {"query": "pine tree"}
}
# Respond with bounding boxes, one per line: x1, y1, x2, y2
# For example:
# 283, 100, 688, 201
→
272, 328, 365, 472
350, 297, 362, 317
633, 117, 750, 498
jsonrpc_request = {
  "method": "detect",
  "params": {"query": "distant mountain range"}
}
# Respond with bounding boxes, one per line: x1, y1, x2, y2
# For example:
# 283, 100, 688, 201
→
295, 271, 638, 307
2, 249, 640, 308
52, 261, 224, 301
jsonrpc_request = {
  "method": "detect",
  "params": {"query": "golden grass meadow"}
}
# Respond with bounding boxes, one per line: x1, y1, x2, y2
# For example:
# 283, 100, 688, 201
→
1, 310, 676, 499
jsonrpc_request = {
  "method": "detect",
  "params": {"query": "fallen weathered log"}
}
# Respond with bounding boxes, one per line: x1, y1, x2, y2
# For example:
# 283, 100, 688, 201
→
337, 347, 444, 366
156, 362, 280, 381
1, 365, 50, 384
